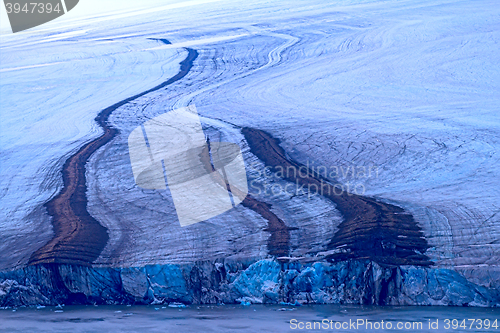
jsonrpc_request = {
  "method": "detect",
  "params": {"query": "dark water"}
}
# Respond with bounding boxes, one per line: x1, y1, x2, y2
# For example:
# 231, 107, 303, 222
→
0, 304, 499, 332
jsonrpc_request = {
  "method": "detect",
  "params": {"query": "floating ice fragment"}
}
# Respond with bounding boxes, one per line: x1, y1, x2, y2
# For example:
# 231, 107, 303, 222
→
168, 302, 187, 308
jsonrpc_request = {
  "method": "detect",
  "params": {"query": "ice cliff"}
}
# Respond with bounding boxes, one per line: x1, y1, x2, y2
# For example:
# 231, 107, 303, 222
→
1, 260, 499, 307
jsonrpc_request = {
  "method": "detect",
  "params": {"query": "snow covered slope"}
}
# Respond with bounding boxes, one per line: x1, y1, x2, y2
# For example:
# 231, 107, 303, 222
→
1, 0, 499, 291
0, 15, 185, 269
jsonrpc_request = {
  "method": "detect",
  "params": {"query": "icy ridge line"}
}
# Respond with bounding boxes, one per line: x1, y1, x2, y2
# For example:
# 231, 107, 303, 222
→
0, 259, 498, 307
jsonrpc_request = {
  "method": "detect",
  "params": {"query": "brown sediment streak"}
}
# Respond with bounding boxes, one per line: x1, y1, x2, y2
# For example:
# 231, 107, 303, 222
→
242, 127, 432, 267
29, 46, 199, 266
241, 196, 290, 257
200, 142, 290, 257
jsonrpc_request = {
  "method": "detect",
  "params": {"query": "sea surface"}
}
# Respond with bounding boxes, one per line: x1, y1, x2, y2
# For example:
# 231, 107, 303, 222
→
0, 304, 499, 332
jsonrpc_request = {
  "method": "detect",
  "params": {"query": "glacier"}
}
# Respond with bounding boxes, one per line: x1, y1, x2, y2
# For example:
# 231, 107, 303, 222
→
1, 0, 499, 306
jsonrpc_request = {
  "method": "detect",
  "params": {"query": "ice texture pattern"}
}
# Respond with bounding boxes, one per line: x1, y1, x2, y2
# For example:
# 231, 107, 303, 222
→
0, 0, 499, 297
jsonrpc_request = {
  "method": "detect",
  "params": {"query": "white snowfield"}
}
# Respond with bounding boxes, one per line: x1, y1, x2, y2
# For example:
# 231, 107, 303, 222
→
1, 0, 499, 288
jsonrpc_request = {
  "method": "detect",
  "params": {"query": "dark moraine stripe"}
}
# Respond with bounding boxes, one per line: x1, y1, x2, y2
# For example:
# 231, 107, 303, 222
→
241, 127, 432, 267
29, 43, 198, 266
241, 196, 290, 257
199, 141, 290, 257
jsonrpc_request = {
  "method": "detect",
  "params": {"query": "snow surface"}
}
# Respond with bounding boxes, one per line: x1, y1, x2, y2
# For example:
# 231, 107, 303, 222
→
0, 15, 185, 269
1, 0, 499, 289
